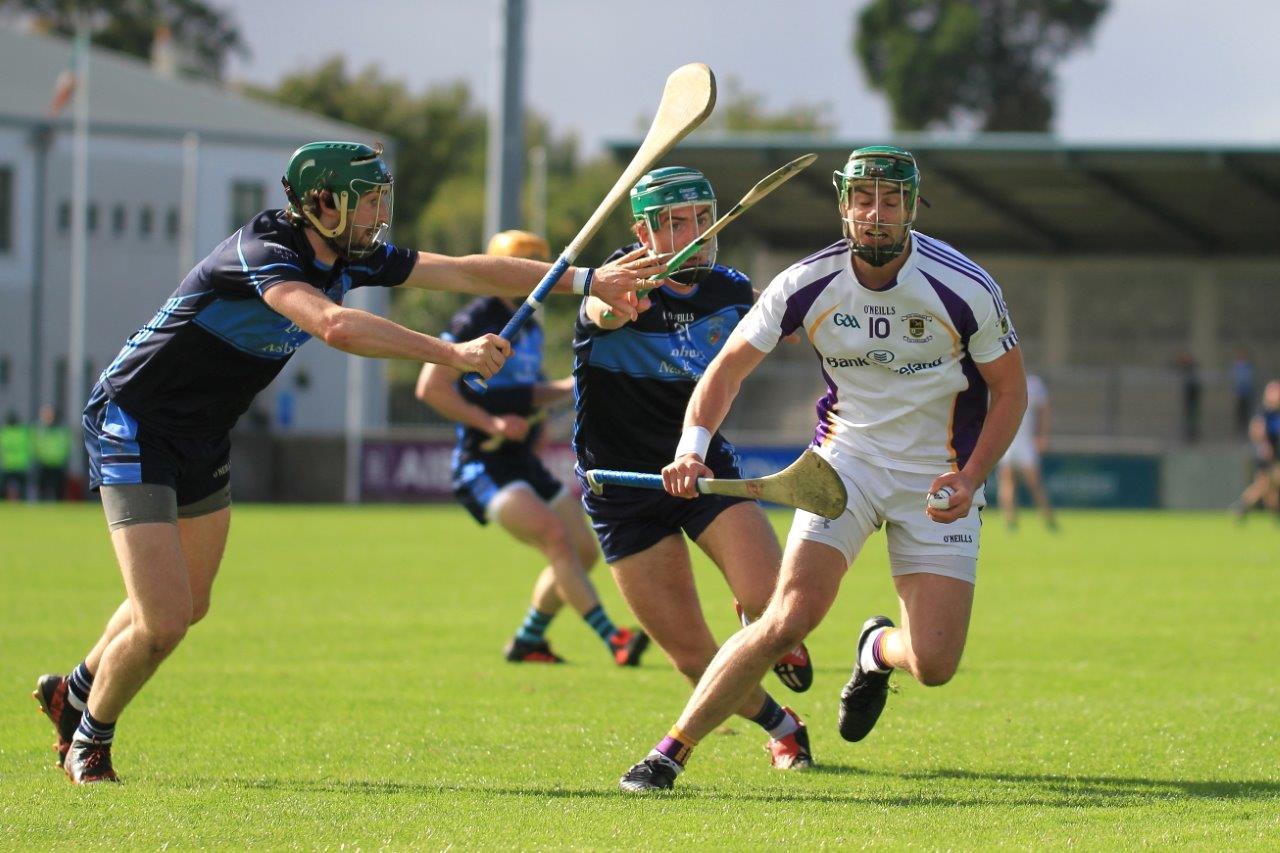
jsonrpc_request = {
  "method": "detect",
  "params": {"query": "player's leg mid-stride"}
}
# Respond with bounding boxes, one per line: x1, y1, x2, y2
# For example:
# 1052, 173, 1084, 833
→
837, 615, 895, 741
617, 144, 1023, 792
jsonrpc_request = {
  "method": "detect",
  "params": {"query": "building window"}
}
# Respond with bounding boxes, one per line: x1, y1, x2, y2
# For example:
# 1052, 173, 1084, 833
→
139, 205, 153, 238
229, 180, 264, 231
165, 206, 180, 240
0, 166, 12, 253
57, 200, 70, 234
111, 203, 127, 236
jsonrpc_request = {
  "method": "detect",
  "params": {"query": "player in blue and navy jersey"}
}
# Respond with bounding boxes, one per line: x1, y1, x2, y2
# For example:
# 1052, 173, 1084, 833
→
1232, 379, 1280, 520
416, 231, 647, 667
32, 141, 664, 784
574, 167, 815, 774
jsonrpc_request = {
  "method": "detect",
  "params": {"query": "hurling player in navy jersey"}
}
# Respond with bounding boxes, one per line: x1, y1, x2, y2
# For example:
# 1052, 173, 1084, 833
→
32, 141, 664, 784
573, 167, 815, 773
416, 230, 647, 667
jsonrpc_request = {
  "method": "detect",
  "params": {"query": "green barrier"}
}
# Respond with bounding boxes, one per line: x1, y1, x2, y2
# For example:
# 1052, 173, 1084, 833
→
987, 453, 1161, 509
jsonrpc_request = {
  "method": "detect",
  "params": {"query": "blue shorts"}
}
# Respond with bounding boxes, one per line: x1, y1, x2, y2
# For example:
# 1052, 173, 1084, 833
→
83, 387, 230, 504
453, 452, 565, 525
575, 454, 750, 564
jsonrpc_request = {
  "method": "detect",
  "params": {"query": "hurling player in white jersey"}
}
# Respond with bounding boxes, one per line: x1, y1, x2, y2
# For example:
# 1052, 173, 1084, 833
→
997, 374, 1058, 531
619, 146, 1028, 792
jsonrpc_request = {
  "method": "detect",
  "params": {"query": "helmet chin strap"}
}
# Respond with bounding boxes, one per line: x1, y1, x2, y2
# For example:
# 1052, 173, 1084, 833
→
300, 193, 383, 260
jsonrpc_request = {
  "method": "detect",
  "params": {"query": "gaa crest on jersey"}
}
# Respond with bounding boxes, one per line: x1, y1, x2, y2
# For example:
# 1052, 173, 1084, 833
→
901, 312, 934, 344
999, 313, 1011, 335
706, 315, 726, 347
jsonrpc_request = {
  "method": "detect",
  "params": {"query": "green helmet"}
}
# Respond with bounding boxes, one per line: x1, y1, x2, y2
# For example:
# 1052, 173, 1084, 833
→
629, 167, 717, 285
282, 141, 394, 259
832, 146, 921, 266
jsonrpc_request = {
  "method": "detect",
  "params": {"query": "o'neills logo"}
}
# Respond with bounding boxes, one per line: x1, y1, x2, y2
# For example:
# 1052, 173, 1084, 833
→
943, 533, 973, 543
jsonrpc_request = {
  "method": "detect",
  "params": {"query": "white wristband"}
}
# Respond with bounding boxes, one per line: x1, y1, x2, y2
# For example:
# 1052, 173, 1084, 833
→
675, 426, 711, 461
572, 267, 594, 296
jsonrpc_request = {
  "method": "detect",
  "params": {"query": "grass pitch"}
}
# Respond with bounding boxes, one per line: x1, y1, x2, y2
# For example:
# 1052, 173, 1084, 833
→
1, 503, 1277, 849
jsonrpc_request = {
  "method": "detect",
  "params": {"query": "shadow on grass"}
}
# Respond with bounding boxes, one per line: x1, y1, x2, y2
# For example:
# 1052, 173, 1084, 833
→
205, 769, 1280, 808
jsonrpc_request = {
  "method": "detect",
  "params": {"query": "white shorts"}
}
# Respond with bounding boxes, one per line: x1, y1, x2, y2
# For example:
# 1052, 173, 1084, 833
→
999, 437, 1039, 470
787, 447, 984, 584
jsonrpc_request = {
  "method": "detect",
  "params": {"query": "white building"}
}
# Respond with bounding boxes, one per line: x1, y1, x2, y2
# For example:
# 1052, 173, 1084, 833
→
0, 25, 391, 435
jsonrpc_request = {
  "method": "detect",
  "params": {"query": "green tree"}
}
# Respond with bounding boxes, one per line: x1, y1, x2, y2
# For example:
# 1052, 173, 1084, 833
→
245, 58, 488, 244
854, 0, 1109, 132
4, 0, 246, 80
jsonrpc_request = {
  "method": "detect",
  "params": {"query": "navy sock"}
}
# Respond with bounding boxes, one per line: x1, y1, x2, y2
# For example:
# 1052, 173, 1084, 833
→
515, 607, 554, 644
751, 695, 799, 739
750, 695, 787, 733
74, 709, 115, 745
583, 604, 618, 644
66, 661, 94, 711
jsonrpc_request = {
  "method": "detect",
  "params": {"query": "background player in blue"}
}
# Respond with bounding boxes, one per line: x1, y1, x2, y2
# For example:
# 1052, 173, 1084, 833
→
573, 167, 815, 773
416, 230, 648, 666
32, 141, 666, 784
1232, 378, 1280, 521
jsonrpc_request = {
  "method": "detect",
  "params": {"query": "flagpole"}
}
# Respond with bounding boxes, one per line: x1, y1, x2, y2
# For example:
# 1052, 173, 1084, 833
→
179, 131, 199, 275
65, 17, 90, 481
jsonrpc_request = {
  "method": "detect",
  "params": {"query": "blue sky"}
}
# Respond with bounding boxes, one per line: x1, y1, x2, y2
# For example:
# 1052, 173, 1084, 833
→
221, 0, 1280, 151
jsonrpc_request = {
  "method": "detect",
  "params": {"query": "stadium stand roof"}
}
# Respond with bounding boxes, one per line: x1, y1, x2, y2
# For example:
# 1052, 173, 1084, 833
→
608, 134, 1280, 256
0, 25, 378, 146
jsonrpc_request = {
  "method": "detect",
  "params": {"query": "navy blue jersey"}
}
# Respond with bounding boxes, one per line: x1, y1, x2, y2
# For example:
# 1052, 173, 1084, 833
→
96, 209, 417, 435
1261, 406, 1280, 457
443, 297, 545, 458
573, 244, 752, 472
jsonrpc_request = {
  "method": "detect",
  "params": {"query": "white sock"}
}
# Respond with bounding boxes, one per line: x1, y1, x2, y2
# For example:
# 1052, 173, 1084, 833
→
645, 750, 684, 775
768, 710, 799, 740
859, 627, 892, 673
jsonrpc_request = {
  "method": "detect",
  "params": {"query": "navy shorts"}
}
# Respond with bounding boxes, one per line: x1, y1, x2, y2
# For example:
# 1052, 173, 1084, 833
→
83, 387, 231, 504
576, 456, 750, 564
453, 452, 565, 525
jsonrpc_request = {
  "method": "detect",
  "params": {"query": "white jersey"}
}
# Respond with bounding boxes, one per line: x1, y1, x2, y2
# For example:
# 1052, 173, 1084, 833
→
737, 232, 1017, 474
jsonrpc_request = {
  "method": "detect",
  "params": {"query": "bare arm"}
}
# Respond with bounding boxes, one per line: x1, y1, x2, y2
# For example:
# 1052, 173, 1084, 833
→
401, 247, 668, 322
584, 295, 633, 331
928, 346, 1028, 523
685, 332, 769, 434
261, 281, 509, 378
662, 331, 770, 497
414, 362, 526, 440
532, 377, 575, 408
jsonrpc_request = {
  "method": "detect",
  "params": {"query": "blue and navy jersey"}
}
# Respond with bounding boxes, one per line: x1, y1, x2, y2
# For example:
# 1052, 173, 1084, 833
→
96, 209, 417, 435
1261, 406, 1280, 457
444, 297, 545, 458
572, 244, 752, 472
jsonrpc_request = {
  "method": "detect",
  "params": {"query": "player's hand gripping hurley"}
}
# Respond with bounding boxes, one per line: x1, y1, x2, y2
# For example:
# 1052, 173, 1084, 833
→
649, 153, 818, 282
463, 63, 717, 392
585, 450, 848, 520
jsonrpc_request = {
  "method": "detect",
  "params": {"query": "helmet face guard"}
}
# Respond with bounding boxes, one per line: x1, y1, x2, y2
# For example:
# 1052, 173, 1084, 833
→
833, 146, 920, 267
342, 179, 393, 259
630, 167, 717, 286
283, 141, 394, 259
